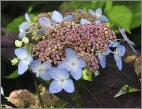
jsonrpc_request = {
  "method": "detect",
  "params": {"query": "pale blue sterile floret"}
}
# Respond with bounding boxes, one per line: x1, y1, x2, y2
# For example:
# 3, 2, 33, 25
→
49, 67, 74, 93
30, 60, 52, 80
98, 47, 111, 68
51, 10, 75, 23
114, 45, 126, 70
15, 48, 33, 75
39, 17, 52, 28
88, 8, 109, 23
119, 28, 136, 54
80, 18, 91, 25
18, 13, 31, 39
58, 48, 87, 80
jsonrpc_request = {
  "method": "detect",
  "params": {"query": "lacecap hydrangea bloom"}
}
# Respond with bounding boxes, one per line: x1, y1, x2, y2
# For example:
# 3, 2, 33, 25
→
11, 8, 136, 93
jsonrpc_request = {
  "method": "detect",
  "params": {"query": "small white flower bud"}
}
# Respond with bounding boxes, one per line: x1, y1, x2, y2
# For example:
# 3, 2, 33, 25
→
11, 58, 19, 65
15, 40, 22, 47
22, 37, 29, 44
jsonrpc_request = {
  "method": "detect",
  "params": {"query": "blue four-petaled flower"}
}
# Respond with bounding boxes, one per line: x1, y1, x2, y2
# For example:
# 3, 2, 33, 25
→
49, 67, 74, 93
58, 48, 87, 80
15, 48, 33, 75
30, 60, 52, 80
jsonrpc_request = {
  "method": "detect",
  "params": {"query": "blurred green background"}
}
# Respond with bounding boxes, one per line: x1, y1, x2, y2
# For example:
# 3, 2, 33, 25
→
1, 0, 141, 50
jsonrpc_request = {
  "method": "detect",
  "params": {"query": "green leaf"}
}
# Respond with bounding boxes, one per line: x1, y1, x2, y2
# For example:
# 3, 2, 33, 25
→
107, 5, 132, 33
5, 70, 19, 79
105, 0, 112, 12
5, 16, 25, 32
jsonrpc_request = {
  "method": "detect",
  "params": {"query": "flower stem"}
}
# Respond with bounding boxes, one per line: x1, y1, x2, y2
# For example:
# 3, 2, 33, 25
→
34, 79, 44, 108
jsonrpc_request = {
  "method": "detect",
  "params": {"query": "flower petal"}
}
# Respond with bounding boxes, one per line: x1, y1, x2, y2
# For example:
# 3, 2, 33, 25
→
95, 8, 102, 17
98, 53, 106, 68
103, 48, 111, 55
15, 48, 28, 59
18, 60, 28, 75
64, 15, 75, 21
49, 68, 69, 80
114, 55, 122, 70
39, 71, 51, 80
18, 29, 25, 39
49, 80, 62, 93
80, 19, 91, 25
119, 28, 135, 46
78, 58, 87, 68
101, 15, 109, 22
116, 45, 126, 56
39, 17, 51, 28
65, 48, 76, 59
109, 40, 119, 48
63, 79, 74, 93
19, 21, 30, 30
30, 60, 41, 73
88, 9, 95, 17
51, 10, 63, 23
26, 55, 33, 65
70, 68, 82, 80
40, 61, 51, 71
25, 13, 31, 23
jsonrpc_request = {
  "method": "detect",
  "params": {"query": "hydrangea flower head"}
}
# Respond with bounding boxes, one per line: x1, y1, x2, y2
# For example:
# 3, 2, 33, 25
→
30, 60, 51, 80
15, 48, 33, 75
58, 48, 87, 80
49, 67, 74, 93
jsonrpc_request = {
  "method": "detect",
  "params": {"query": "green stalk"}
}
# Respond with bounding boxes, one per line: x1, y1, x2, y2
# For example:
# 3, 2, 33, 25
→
34, 79, 44, 108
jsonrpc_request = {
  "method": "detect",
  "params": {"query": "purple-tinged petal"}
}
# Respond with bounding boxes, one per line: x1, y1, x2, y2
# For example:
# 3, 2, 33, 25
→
65, 48, 76, 59
30, 60, 41, 73
51, 10, 63, 23
101, 15, 109, 22
63, 79, 74, 93
25, 13, 31, 23
114, 54, 122, 70
19, 22, 30, 30
95, 8, 102, 17
64, 15, 75, 21
78, 58, 87, 68
116, 45, 126, 57
18, 29, 25, 39
80, 19, 91, 25
88, 9, 95, 17
49, 68, 69, 80
39, 17, 51, 28
119, 28, 135, 46
49, 80, 62, 93
15, 48, 28, 59
39, 71, 51, 80
18, 60, 28, 75
70, 68, 82, 80
98, 53, 106, 68
26, 55, 33, 65
40, 61, 51, 70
